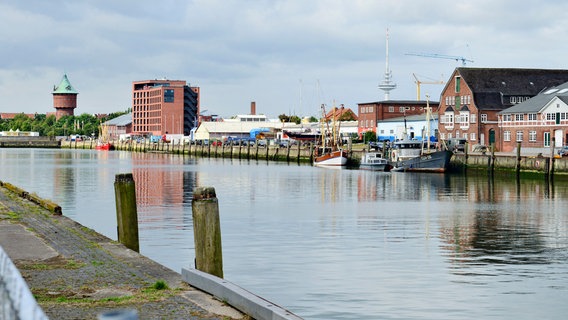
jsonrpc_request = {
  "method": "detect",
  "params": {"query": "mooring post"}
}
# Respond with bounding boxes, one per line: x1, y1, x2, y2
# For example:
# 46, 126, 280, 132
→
192, 187, 223, 278
549, 137, 556, 178
114, 173, 140, 252
516, 141, 522, 174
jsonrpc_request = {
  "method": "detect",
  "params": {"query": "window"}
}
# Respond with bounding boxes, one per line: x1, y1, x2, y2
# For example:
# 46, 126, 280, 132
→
399, 107, 405, 113
389, 129, 394, 134
455, 76, 461, 92
516, 131, 523, 142
463, 133, 468, 140
503, 114, 512, 121
515, 114, 524, 121
528, 113, 537, 121
471, 133, 476, 141
470, 114, 476, 123
481, 114, 488, 122
440, 133, 446, 140
546, 113, 556, 121
448, 133, 453, 139
445, 113, 454, 124
544, 132, 551, 147
389, 106, 394, 112
504, 131, 511, 141
164, 89, 175, 103
529, 131, 537, 142
461, 112, 469, 124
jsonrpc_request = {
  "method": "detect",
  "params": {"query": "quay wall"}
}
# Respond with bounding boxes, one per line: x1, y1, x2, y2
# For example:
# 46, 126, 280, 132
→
56, 140, 568, 176
0, 136, 60, 148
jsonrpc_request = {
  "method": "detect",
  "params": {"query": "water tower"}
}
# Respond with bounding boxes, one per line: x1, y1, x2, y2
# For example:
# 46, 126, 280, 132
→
52, 73, 78, 119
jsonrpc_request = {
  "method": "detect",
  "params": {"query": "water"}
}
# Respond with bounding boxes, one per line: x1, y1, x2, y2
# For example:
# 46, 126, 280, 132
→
1, 148, 568, 319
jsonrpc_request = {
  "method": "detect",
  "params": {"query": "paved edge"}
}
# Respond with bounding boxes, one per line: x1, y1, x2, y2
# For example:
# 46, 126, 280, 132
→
182, 268, 304, 320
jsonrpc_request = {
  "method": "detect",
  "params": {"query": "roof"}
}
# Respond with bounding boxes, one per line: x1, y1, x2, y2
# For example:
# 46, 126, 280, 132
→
500, 81, 568, 114
358, 100, 439, 105
456, 67, 568, 110
324, 106, 358, 121
52, 73, 78, 94
104, 113, 132, 126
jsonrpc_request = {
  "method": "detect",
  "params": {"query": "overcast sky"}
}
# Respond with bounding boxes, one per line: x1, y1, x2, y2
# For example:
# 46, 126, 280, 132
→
2, 0, 567, 119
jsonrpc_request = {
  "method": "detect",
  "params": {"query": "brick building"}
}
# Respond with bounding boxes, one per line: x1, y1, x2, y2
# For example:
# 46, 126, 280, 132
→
357, 100, 439, 137
498, 81, 568, 153
132, 79, 200, 136
438, 68, 568, 151
52, 73, 78, 120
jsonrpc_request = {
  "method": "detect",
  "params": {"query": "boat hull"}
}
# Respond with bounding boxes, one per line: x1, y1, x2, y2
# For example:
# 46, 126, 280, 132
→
283, 130, 322, 141
314, 150, 348, 167
360, 163, 392, 172
394, 150, 453, 173
95, 142, 114, 151
359, 152, 392, 172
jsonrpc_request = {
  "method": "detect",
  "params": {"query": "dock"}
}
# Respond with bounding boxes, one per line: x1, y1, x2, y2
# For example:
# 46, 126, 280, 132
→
0, 184, 245, 319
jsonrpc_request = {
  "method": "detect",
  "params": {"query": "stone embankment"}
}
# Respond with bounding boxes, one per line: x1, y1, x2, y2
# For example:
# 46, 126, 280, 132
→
0, 182, 247, 320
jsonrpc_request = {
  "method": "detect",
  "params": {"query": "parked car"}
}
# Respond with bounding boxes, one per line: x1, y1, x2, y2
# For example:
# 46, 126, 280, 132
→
369, 141, 382, 151
558, 146, 568, 156
257, 140, 267, 148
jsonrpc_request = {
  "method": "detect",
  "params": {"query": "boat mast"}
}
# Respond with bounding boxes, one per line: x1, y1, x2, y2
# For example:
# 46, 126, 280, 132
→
425, 94, 431, 152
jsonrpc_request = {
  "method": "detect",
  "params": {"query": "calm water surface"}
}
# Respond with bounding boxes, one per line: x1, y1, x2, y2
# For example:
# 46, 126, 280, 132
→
1, 148, 568, 319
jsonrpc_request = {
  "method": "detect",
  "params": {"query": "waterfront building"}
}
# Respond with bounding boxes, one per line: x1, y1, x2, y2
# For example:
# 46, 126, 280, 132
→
103, 113, 133, 140
376, 113, 439, 142
132, 79, 200, 136
52, 73, 78, 120
357, 100, 440, 138
498, 81, 568, 153
438, 67, 568, 151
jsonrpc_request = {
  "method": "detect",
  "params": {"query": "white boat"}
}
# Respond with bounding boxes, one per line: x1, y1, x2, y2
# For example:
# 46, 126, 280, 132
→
313, 103, 348, 168
314, 147, 348, 167
360, 151, 392, 171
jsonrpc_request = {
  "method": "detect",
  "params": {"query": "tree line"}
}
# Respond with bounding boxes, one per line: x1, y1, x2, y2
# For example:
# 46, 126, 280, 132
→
0, 111, 128, 138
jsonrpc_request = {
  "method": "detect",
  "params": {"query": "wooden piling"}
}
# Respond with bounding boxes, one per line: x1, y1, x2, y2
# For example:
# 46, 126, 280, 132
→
192, 187, 223, 278
516, 142, 522, 174
114, 173, 139, 252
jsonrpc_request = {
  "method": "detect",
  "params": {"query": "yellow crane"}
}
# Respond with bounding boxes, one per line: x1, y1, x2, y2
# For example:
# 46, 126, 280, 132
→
412, 73, 445, 100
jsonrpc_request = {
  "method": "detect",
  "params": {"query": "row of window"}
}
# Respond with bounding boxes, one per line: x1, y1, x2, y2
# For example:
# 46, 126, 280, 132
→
501, 112, 568, 121
445, 95, 472, 107
441, 113, 487, 124
439, 132, 477, 141
360, 106, 424, 114
504, 130, 538, 142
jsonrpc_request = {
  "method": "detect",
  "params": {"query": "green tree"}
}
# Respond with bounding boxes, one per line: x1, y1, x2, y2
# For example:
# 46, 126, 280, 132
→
290, 115, 301, 124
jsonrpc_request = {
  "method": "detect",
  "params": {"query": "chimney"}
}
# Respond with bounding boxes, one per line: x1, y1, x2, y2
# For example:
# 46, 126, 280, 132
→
251, 101, 256, 115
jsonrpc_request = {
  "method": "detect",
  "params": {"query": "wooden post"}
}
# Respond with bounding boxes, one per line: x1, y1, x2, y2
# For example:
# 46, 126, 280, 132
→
114, 173, 139, 252
516, 141, 522, 175
549, 137, 555, 178
297, 141, 301, 162
490, 143, 495, 174
192, 187, 223, 278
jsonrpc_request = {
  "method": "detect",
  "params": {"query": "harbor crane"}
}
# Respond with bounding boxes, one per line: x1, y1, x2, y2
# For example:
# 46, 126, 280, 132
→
412, 73, 445, 100
405, 52, 474, 66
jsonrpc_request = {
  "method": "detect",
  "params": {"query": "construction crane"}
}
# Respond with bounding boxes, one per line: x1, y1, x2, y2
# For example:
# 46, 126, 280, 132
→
412, 73, 445, 100
405, 52, 474, 66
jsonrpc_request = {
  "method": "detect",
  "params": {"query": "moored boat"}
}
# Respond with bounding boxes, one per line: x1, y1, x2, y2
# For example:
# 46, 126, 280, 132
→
313, 103, 348, 168
283, 129, 322, 142
360, 151, 392, 171
314, 147, 348, 167
95, 141, 114, 150
390, 96, 453, 172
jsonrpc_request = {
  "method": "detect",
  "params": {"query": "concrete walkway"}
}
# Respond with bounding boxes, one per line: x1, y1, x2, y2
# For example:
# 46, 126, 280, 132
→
0, 186, 245, 320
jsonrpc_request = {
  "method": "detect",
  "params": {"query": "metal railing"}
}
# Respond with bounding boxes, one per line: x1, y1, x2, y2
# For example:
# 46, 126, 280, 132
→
0, 245, 49, 320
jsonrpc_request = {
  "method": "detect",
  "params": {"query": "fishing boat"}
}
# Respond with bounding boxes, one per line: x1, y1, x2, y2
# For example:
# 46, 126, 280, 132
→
95, 123, 114, 151
360, 151, 392, 172
313, 103, 348, 168
390, 96, 452, 172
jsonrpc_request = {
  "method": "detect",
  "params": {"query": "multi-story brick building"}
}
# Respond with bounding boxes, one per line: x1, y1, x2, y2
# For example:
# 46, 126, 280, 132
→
132, 79, 199, 136
498, 81, 568, 153
357, 100, 439, 138
438, 68, 568, 151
